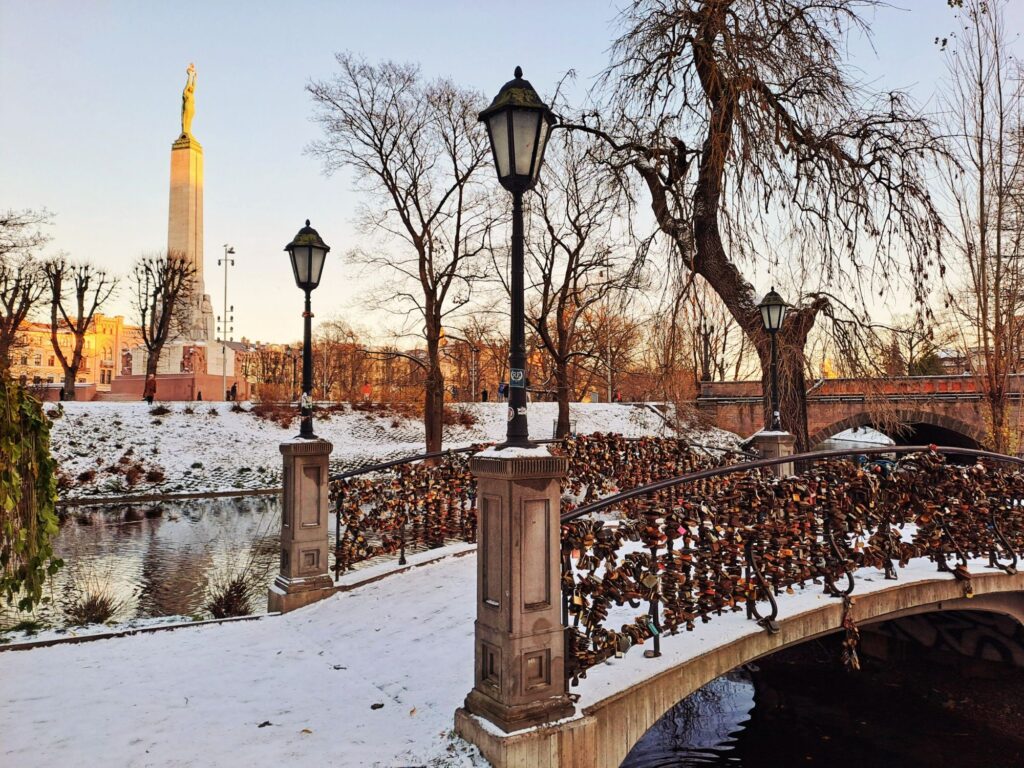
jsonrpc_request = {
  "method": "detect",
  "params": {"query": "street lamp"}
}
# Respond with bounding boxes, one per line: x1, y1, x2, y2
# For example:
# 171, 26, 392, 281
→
284, 220, 330, 439
219, 244, 235, 400
480, 66, 556, 447
758, 287, 789, 431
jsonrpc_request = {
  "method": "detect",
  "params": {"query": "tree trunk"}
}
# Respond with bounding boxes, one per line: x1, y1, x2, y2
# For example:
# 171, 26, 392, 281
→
555, 361, 571, 438
144, 349, 161, 400
424, 336, 444, 454
756, 327, 811, 450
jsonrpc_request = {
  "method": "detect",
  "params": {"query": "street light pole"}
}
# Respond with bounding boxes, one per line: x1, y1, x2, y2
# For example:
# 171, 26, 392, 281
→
479, 66, 556, 448
284, 220, 331, 440
219, 244, 235, 400
758, 287, 789, 432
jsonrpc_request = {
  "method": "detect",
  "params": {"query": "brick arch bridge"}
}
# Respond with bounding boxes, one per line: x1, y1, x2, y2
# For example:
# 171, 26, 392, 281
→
696, 375, 1024, 448
462, 571, 1024, 768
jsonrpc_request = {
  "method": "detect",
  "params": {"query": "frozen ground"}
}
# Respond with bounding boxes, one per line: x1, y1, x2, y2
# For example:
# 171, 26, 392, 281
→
48, 401, 737, 499
0, 549, 1004, 768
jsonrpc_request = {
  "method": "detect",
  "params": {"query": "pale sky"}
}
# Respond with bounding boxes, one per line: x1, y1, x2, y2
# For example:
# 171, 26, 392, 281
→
1, 0, 1016, 344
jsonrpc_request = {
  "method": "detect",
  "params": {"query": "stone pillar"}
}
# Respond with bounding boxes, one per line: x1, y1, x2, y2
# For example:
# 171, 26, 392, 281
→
752, 430, 796, 477
458, 448, 575, 733
268, 438, 334, 613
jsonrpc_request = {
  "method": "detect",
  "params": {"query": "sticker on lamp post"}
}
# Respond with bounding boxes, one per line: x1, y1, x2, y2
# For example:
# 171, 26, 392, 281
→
510, 368, 525, 388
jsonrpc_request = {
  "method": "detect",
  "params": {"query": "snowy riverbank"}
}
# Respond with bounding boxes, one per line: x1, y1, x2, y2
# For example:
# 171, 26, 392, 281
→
48, 401, 738, 500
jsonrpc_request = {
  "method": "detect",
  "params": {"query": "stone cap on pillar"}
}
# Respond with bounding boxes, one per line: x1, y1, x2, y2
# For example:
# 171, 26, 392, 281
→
470, 445, 566, 479
279, 436, 334, 456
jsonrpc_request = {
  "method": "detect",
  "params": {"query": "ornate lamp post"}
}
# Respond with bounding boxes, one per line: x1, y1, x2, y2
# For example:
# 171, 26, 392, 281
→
284, 220, 330, 439
758, 287, 789, 431
479, 66, 556, 447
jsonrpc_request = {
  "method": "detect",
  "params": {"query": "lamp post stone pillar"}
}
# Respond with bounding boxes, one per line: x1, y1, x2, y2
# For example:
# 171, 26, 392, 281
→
268, 437, 334, 613
753, 430, 796, 478
457, 446, 574, 734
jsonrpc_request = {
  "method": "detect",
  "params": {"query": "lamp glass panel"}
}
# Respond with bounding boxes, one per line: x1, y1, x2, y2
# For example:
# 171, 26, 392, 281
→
293, 247, 311, 287
531, 118, 551, 182
776, 304, 788, 328
488, 113, 510, 178
511, 108, 542, 176
309, 246, 327, 287
289, 252, 302, 288
760, 304, 772, 330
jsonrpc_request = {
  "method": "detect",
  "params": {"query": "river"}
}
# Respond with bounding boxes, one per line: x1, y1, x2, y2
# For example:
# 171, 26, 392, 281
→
621, 641, 1024, 768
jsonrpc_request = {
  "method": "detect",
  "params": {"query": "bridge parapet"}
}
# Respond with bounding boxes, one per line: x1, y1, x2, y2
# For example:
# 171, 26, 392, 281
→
456, 446, 1024, 767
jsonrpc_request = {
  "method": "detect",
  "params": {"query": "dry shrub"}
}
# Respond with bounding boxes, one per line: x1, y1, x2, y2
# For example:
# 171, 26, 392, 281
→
76, 469, 96, 483
145, 468, 165, 483
206, 574, 254, 618
125, 464, 143, 487
64, 581, 126, 626
250, 402, 296, 428
149, 403, 172, 416
442, 404, 478, 428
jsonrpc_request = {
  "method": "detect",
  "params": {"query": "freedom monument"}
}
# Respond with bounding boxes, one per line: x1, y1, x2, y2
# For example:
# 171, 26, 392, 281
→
112, 64, 249, 401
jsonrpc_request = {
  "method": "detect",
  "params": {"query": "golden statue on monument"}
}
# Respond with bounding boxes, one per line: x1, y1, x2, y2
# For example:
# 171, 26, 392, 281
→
181, 62, 196, 137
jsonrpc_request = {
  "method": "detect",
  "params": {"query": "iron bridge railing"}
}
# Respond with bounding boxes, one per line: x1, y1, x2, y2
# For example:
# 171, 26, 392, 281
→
328, 435, 753, 577
559, 444, 1024, 687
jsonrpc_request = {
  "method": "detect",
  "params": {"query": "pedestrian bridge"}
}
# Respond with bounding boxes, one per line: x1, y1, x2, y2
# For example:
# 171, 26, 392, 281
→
458, 568, 1024, 768
696, 375, 1024, 447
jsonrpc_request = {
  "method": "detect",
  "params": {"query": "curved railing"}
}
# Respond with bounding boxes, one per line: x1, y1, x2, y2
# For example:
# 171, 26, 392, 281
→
559, 445, 1024, 686
328, 435, 753, 577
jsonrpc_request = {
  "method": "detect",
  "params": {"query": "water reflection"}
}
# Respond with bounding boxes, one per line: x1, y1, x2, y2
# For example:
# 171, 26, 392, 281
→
1, 496, 288, 630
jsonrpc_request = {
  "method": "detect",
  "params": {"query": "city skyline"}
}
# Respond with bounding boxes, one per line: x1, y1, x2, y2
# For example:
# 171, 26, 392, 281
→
2, 0, 1014, 345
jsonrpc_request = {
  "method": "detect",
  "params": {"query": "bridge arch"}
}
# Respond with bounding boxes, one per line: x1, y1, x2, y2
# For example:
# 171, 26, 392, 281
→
459, 572, 1024, 768
809, 408, 987, 450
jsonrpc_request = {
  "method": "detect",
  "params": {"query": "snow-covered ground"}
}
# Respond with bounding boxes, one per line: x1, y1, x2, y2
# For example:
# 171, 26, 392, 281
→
48, 401, 736, 499
0, 549, 1006, 768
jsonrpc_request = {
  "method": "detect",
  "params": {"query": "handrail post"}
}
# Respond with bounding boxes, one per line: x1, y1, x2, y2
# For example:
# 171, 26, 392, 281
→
752, 429, 796, 478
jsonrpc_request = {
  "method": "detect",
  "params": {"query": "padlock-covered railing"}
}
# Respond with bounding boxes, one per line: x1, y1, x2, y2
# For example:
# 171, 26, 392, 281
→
328, 434, 747, 577
559, 445, 1024, 686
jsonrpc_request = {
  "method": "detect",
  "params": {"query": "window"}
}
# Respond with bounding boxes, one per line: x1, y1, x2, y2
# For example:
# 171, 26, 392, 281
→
33, 353, 41, 366
46, 376, 54, 383
19, 355, 28, 366
48, 356, 54, 367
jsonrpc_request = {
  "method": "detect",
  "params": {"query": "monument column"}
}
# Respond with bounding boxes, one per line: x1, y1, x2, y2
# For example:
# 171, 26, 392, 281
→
168, 62, 215, 342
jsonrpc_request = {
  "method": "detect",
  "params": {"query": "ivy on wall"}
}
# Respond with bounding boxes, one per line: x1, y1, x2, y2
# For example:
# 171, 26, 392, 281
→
0, 377, 62, 611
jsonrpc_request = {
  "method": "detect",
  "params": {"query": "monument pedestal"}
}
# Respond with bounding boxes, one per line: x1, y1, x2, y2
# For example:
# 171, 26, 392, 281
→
268, 438, 335, 613
458, 448, 574, 734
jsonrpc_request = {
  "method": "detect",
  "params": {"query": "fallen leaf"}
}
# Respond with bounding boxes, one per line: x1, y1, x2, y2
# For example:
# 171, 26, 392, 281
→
301, 728, 313, 735
409, 707, 417, 716
371, 702, 384, 710
257, 721, 272, 728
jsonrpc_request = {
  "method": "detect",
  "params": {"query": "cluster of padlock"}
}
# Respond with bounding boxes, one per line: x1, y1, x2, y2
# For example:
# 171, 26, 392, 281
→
326, 434, 724, 575
560, 450, 1024, 684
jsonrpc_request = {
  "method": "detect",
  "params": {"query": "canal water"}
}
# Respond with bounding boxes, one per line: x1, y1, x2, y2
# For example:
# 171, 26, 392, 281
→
621, 642, 1024, 768
0, 496, 287, 631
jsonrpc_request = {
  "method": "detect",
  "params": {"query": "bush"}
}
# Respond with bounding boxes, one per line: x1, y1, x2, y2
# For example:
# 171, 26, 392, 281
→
230, 402, 246, 413
182, 404, 195, 415
64, 582, 125, 626
76, 469, 96, 483
1, 378, 62, 611
206, 574, 254, 618
145, 468, 165, 483
149, 403, 172, 416
442, 405, 478, 428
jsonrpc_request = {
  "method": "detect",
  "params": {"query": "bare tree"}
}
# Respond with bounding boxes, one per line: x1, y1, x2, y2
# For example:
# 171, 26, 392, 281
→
941, 0, 1024, 452
0, 210, 50, 374
569, 0, 945, 447
525, 131, 634, 436
130, 252, 195, 399
308, 54, 494, 452
42, 258, 118, 399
